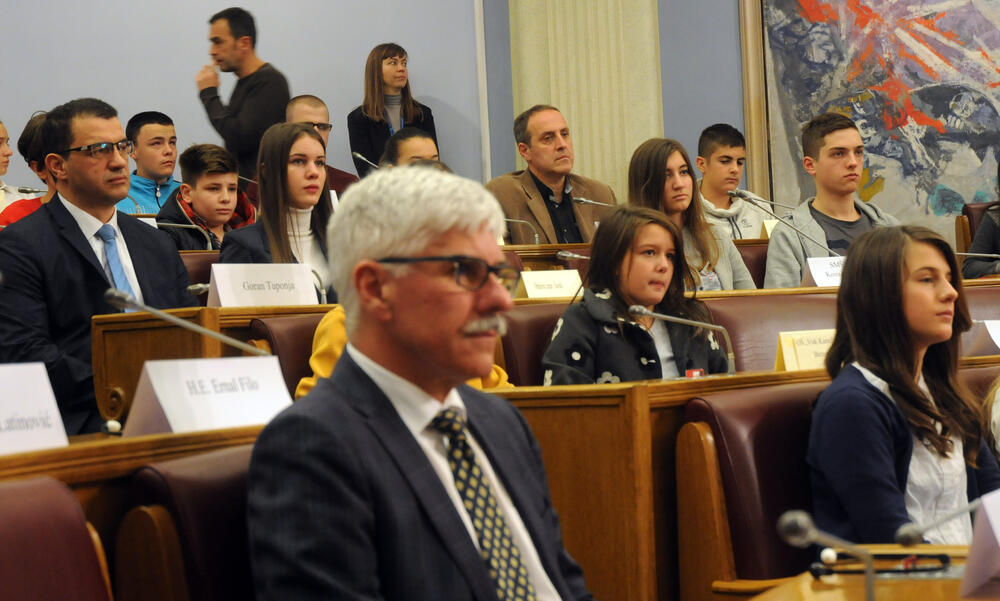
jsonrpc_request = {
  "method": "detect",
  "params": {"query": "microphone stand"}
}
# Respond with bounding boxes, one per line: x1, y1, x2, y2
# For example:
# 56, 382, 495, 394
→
505, 218, 541, 245
629, 305, 735, 376
103, 289, 268, 357
351, 152, 381, 171
556, 250, 590, 261
737, 194, 842, 257
727, 189, 800, 211
572, 196, 614, 207
895, 498, 982, 546
778, 510, 874, 601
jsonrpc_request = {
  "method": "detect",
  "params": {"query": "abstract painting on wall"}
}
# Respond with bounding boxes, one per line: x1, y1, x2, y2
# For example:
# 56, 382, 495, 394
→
763, 0, 1000, 240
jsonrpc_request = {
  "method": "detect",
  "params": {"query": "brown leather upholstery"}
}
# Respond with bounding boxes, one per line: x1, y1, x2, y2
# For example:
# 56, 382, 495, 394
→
704, 294, 837, 372
179, 251, 220, 306
500, 302, 567, 385
963, 286, 1000, 356
734, 239, 768, 289
965, 201, 999, 242
249, 313, 325, 395
117, 445, 254, 601
0, 476, 111, 601
503, 249, 525, 272
684, 381, 826, 580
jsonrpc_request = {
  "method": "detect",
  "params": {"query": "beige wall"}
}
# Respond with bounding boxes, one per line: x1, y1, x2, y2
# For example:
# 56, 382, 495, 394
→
508, 0, 664, 200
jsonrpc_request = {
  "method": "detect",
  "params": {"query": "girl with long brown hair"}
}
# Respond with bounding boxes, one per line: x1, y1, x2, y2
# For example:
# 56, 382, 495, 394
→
810, 225, 1000, 543
347, 43, 437, 177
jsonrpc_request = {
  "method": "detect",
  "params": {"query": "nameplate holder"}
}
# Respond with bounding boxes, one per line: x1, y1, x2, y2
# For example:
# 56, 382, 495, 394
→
961, 488, 1000, 597
207, 263, 318, 307
805, 256, 844, 287
515, 269, 582, 299
760, 219, 779, 238
123, 356, 291, 436
0, 363, 68, 455
774, 329, 835, 371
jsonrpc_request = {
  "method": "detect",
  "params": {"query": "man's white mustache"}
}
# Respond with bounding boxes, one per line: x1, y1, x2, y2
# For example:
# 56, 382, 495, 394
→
463, 315, 508, 336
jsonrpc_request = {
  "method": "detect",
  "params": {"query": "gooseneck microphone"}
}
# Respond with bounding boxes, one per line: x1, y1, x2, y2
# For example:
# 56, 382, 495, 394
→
732, 191, 841, 257
956, 252, 1000, 260
556, 250, 590, 261
17, 186, 47, 195
727, 189, 799, 211
186, 283, 210, 296
777, 510, 874, 601
895, 498, 981, 546
504, 218, 540, 245
628, 305, 736, 376
571, 196, 614, 207
351, 152, 380, 171
238, 175, 258, 186
103, 289, 269, 357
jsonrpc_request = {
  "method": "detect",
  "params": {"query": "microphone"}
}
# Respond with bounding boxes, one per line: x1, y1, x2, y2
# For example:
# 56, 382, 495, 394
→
777, 510, 874, 601
186, 283, 210, 296
351, 152, 380, 171
556, 250, 590, 261
727, 189, 799, 211
16, 187, 47, 195
629, 305, 735, 376
895, 497, 981, 546
736, 193, 841, 257
103, 289, 269, 357
504, 218, 540, 245
956, 252, 1000, 260
310, 269, 327, 304
572, 196, 614, 207
156, 222, 213, 250
238, 175, 257, 185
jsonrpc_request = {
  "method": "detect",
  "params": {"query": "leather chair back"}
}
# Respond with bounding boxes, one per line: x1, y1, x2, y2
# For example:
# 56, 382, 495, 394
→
964, 201, 999, 241
685, 381, 826, 579
963, 286, 1000, 356
0, 476, 111, 601
704, 294, 837, 372
249, 313, 325, 396
179, 251, 220, 306
734, 239, 768, 289
118, 445, 254, 601
500, 302, 567, 385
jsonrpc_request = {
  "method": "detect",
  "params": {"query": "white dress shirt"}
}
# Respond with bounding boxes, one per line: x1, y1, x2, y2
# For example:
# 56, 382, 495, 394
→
347, 344, 562, 601
60, 195, 144, 304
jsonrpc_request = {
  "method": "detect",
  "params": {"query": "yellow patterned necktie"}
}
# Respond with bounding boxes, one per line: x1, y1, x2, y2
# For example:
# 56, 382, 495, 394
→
429, 407, 537, 601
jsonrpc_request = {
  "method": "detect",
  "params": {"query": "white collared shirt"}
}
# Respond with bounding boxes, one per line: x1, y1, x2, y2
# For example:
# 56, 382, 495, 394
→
853, 363, 972, 544
347, 344, 561, 601
60, 195, 144, 304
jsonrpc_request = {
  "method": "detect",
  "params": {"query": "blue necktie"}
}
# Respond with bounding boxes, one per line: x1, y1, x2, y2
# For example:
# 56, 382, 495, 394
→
96, 224, 136, 308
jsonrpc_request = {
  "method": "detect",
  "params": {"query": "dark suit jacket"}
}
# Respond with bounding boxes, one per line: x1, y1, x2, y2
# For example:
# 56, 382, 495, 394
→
347, 102, 437, 177
218, 223, 336, 302
0, 196, 196, 434
247, 351, 593, 601
485, 170, 616, 245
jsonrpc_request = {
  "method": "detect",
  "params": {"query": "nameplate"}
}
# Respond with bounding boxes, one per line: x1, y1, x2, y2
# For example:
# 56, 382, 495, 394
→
760, 219, 779, 238
982, 321, 1000, 350
805, 256, 844, 287
516, 269, 582, 299
138, 217, 158, 228
961, 489, 1000, 597
207, 263, 318, 307
330, 189, 339, 212
0, 363, 68, 455
774, 329, 835, 371
124, 356, 291, 436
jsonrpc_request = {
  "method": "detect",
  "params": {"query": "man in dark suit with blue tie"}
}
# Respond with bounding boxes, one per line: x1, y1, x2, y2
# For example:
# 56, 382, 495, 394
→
248, 166, 595, 601
0, 98, 196, 435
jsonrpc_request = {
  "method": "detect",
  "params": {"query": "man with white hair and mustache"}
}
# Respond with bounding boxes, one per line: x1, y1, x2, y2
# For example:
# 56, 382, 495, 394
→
247, 165, 595, 601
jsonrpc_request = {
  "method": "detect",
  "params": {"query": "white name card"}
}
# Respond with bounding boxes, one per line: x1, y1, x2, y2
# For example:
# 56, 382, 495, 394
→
138, 217, 158, 228
961, 489, 1000, 597
516, 269, 582, 299
124, 356, 292, 436
774, 329, 835, 372
330, 189, 339, 212
208, 263, 318, 307
760, 219, 779, 238
0, 363, 68, 455
805, 256, 844, 287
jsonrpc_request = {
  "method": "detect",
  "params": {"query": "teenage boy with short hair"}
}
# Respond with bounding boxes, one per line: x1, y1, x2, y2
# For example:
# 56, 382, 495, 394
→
764, 112, 897, 288
696, 123, 763, 239
117, 111, 180, 214
155, 143, 256, 251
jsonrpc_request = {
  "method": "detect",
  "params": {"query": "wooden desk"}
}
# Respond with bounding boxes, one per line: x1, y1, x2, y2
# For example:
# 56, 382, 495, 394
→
92, 305, 333, 422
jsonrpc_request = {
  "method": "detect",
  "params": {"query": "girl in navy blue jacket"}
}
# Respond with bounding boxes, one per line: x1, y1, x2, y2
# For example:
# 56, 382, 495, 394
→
809, 225, 1000, 544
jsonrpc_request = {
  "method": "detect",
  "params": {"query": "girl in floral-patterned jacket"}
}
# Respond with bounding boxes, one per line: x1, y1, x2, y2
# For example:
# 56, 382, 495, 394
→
541, 206, 728, 385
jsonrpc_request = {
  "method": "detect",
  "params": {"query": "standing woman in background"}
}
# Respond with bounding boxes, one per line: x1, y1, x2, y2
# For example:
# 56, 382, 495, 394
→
348, 43, 437, 178
628, 138, 755, 290
220, 122, 335, 302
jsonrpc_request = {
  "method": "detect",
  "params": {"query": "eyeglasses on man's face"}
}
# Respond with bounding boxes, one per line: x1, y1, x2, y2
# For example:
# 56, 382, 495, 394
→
60, 139, 133, 159
376, 254, 521, 295
307, 122, 333, 132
